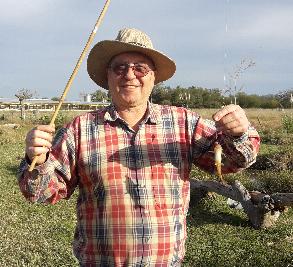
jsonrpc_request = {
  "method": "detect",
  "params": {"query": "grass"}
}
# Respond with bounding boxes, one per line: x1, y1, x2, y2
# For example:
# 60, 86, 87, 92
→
0, 109, 292, 266
184, 196, 293, 267
0, 134, 78, 266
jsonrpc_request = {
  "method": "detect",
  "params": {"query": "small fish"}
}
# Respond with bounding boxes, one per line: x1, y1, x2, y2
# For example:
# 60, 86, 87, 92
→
214, 142, 225, 183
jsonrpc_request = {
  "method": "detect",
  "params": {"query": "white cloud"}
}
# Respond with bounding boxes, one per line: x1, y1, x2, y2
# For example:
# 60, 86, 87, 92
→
232, 6, 293, 42
0, 0, 58, 23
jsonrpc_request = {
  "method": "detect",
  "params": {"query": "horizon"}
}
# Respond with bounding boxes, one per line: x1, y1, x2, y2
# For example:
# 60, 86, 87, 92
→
1, 84, 289, 103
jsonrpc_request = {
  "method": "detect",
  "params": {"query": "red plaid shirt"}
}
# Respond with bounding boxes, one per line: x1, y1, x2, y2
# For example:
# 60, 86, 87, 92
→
18, 103, 260, 266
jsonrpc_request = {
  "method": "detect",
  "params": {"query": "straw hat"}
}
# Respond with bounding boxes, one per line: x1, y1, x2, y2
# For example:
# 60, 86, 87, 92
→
87, 28, 176, 89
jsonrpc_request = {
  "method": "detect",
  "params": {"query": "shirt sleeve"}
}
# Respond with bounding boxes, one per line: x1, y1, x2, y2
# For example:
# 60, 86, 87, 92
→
17, 125, 79, 204
192, 117, 260, 174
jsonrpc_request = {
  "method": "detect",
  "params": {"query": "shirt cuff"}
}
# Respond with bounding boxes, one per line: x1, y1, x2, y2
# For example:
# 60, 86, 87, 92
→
230, 131, 249, 144
24, 153, 50, 168
25, 154, 32, 165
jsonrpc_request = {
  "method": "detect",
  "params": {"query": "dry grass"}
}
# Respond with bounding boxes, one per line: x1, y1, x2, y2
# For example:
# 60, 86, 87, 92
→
195, 108, 292, 130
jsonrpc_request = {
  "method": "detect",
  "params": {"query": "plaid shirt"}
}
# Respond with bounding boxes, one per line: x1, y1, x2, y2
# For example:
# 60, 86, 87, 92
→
18, 103, 260, 266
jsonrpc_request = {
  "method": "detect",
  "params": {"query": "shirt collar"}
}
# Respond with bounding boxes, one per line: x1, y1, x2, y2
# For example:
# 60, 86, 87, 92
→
103, 102, 162, 125
103, 103, 119, 122
148, 102, 162, 124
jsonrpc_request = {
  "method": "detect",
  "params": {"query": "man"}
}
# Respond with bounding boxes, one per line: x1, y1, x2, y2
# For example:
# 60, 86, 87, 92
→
18, 28, 260, 266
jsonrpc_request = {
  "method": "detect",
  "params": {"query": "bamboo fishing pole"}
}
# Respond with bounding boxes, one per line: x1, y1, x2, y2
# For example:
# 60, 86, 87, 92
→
29, 0, 111, 172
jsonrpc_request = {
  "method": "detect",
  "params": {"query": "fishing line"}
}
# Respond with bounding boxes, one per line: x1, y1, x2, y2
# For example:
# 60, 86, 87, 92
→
223, 0, 230, 97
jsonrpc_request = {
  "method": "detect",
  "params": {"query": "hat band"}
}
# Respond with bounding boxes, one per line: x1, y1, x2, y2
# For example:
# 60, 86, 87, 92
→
127, 41, 148, 48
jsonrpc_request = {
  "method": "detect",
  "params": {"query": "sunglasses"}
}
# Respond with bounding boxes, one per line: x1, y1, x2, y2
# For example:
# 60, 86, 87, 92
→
109, 63, 154, 78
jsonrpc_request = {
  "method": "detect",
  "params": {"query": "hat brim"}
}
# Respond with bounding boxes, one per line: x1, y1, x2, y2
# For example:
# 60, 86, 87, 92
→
87, 40, 176, 89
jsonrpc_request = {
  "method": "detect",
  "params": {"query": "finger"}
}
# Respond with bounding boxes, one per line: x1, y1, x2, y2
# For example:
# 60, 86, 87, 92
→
35, 125, 55, 134
26, 125, 55, 140
26, 146, 50, 159
217, 110, 245, 126
27, 129, 54, 144
221, 125, 248, 136
33, 130, 54, 143
30, 137, 53, 149
216, 116, 249, 136
213, 104, 239, 121
216, 115, 236, 127
215, 108, 249, 135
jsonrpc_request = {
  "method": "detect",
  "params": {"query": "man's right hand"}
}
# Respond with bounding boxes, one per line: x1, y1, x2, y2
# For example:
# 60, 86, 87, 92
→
25, 125, 55, 165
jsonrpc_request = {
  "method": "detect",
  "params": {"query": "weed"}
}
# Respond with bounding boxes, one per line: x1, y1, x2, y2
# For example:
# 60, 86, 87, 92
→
282, 114, 293, 133
38, 113, 70, 129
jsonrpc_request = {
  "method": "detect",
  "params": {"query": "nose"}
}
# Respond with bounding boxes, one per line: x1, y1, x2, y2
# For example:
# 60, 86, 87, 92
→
124, 66, 136, 80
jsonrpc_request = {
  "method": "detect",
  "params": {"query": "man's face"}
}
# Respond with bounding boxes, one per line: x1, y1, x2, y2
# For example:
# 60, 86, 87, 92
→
107, 52, 156, 109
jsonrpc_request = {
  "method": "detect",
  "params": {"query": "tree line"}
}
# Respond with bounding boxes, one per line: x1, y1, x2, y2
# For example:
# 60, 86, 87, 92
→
90, 84, 293, 109
14, 85, 293, 110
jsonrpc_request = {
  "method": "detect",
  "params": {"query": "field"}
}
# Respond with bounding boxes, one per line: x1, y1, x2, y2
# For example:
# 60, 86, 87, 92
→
0, 109, 292, 267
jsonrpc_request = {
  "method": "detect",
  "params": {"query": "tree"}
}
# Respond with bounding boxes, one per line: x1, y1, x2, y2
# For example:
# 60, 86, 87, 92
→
51, 97, 61, 101
15, 88, 35, 102
189, 86, 205, 108
15, 88, 36, 120
276, 89, 293, 109
224, 58, 256, 105
171, 86, 189, 107
150, 83, 172, 105
91, 89, 109, 102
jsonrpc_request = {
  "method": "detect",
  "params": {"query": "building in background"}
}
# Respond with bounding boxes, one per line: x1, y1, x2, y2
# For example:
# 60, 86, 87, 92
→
0, 98, 109, 111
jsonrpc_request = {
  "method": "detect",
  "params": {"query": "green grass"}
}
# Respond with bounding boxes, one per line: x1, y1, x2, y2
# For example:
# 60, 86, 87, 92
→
184, 196, 293, 267
0, 109, 292, 266
0, 142, 78, 266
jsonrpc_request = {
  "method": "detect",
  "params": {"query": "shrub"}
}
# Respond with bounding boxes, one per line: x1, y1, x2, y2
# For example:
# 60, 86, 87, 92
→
38, 113, 68, 129
258, 128, 292, 145
0, 126, 23, 145
282, 114, 293, 133
252, 170, 293, 194
250, 148, 292, 171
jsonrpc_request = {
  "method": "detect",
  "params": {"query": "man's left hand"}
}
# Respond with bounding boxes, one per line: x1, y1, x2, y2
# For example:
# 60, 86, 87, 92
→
212, 104, 249, 137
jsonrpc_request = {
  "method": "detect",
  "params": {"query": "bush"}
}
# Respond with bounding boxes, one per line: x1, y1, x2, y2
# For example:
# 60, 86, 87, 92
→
38, 113, 68, 129
258, 128, 292, 145
252, 170, 293, 194
250, 148, 293, 171
282, 114, 293, 133
0, 126, 23, 145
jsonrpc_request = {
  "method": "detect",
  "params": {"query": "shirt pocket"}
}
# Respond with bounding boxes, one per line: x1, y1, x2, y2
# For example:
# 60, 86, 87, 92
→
93, 168, 127, 203
151, 161, 184, 213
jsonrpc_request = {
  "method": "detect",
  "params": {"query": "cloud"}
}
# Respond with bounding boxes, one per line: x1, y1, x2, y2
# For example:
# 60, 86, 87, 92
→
0, 0, 58, 24
221, 4, 293, 50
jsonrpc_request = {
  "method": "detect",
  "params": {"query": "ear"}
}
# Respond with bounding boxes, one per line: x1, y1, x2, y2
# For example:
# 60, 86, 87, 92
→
151, 70, 157, 83
106, 68, 112, 90
106, 67, 111, 76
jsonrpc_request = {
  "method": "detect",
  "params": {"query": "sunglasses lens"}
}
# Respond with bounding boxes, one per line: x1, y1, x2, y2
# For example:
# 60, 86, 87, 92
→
113, 64, 127, 75
111, 63, 151, 77
133, 65, 148, 77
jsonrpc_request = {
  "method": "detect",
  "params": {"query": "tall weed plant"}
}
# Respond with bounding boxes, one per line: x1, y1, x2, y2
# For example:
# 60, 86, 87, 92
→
38, 113, 69, 129
282, 114, 293, 133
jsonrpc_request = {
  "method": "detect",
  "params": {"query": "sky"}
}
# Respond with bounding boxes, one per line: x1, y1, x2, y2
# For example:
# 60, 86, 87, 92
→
1, 0, 293, 100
